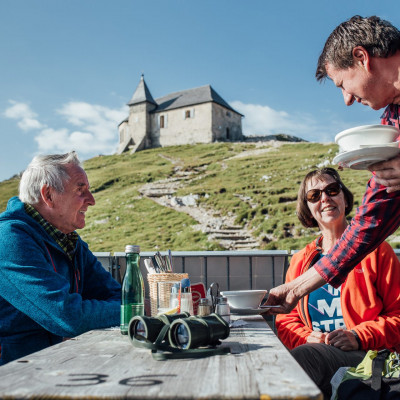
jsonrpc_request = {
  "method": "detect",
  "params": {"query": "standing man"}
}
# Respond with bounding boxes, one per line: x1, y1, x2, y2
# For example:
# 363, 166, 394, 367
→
0, 151, 121, 365
266, 15, 400, 313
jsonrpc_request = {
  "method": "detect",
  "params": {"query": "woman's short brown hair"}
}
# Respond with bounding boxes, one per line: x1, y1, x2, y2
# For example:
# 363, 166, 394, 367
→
296, 168, 354, 228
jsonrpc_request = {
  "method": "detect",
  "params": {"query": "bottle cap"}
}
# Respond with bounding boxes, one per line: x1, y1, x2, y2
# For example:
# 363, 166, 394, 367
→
125, 245, 140, 253
180, 278, 191, 290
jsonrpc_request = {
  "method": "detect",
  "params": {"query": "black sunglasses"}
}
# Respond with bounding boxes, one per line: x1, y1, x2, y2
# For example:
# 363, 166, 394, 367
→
306, 182, 342, 203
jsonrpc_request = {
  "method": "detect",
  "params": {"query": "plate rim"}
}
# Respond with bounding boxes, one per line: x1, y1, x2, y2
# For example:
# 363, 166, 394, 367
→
333, 146, 400, 169
229, 306, 265, 315
220, 289, 268, 296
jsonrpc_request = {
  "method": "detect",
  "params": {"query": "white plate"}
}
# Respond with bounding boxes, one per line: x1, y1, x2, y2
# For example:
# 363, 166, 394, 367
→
333, 146, 400, 170
359, 142, 399, 148
229, 306, 279, 315
230, 307, 265, 315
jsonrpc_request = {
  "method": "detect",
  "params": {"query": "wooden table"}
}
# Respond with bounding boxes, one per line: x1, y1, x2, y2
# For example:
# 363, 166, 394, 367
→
0, 315, 322, 399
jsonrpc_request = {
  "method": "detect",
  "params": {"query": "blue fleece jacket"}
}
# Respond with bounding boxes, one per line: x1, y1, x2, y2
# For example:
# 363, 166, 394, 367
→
0, 197, 121, 365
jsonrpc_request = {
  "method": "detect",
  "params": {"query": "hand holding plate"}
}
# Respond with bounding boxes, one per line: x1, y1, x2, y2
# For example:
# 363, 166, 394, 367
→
369, 154, 400, 192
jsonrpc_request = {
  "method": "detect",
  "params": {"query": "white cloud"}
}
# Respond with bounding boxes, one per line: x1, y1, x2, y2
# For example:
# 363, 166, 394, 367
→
49, 101, 127, 154
4, 100, 44, 131
5, 99, 127, 158
18, 117, 44, 131
6, 97, 348, 159
34, 128, 70, 152
231, 100, 340, 142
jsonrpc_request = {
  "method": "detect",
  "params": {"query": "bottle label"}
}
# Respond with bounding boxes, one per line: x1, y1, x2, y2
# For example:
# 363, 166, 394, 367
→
120, 303, 145, 334
131, 304, 144, 316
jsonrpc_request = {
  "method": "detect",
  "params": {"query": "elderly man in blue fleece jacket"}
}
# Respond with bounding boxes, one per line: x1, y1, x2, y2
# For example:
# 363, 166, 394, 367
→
0, 151, 121, 365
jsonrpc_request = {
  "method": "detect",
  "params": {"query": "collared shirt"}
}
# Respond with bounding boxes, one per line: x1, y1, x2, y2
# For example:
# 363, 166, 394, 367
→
314, 104, 400, 287
381, 104, 400, 128
24, 203, 78, 261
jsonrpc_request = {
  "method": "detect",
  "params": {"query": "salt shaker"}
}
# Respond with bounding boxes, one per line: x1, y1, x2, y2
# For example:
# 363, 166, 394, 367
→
215, 296, 230, 324
180, 287, 194, 315
169, 283, 180, 309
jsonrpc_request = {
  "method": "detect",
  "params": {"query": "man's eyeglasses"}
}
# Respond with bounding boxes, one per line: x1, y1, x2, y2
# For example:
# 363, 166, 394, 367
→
306, 182, 342, 204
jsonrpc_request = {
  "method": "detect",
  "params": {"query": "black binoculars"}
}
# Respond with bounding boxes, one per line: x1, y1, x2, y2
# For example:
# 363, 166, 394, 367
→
128, 312, 190, 343
168, 313, 230, 349
129, 312, 230, 350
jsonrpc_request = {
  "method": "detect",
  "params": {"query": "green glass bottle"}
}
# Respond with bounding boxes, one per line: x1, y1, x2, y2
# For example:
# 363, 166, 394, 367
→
120, 245, 144, 335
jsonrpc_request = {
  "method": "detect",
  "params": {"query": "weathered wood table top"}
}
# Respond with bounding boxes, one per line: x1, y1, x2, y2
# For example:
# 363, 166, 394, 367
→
0, 315, 322, 399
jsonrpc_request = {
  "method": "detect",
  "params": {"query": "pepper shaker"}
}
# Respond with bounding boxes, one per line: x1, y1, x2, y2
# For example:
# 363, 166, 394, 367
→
197, 298, 212, 317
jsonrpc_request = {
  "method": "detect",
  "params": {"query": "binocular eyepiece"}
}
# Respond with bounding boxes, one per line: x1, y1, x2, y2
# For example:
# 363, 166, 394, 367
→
168, 314, 230, 349
129, 313, 230, 350
128, 312, 190, 343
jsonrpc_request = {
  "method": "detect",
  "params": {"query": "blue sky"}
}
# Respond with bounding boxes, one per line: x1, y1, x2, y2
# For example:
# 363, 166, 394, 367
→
0, 0, 398, 182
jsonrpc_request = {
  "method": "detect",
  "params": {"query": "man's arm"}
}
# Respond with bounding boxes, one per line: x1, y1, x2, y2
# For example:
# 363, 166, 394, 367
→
0, 227, 120, 338
79, 241, 121, 302
265, 267, 325, 313
266, 175, 400, 313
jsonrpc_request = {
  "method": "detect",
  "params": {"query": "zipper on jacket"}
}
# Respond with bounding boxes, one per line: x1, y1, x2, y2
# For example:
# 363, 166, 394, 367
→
45, 244, 80, 294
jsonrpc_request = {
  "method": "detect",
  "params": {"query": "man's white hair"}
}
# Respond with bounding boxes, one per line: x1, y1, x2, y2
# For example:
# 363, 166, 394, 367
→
19, 151, 82, 205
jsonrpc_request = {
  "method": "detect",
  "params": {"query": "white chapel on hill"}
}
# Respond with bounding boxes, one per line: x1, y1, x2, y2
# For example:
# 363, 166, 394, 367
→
117, 75, 244, 154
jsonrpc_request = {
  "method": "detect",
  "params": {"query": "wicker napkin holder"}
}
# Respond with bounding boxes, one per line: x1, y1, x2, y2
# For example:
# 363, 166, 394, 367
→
147, 272, 189, 316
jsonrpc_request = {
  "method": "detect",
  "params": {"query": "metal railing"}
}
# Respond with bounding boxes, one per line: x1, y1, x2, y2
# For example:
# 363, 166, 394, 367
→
95, 249, 400, 289
94, 250, 289, 295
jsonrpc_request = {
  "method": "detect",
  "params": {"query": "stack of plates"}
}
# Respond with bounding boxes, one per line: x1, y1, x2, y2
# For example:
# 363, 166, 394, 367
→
333, 125, 400, 170
333, 146, 400, 170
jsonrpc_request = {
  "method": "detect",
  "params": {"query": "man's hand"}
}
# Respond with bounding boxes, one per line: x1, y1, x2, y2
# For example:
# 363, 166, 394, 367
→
307, 331, 327, 344
325, 329, 359, 351
369, 155, 400, 193
262, 267, 326, 315
262, 283, 300, 314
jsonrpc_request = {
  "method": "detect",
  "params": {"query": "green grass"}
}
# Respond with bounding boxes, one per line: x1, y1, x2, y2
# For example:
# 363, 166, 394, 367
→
1, 141, 393, 252
0, 178, 19, 210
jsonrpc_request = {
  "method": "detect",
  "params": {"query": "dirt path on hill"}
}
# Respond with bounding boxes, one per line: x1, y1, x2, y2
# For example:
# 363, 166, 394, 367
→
138, 150, 264, 250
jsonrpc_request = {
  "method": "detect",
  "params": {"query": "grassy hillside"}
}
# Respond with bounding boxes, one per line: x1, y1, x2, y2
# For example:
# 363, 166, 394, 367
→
0, 141, 389, 252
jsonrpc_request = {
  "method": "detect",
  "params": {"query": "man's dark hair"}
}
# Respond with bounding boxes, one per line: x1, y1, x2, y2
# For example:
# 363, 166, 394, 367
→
316, 15, 400, 82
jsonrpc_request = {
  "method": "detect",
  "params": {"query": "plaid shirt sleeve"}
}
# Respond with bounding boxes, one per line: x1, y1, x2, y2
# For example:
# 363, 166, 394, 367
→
314, 177, 400, 287
314, 104, 400, 287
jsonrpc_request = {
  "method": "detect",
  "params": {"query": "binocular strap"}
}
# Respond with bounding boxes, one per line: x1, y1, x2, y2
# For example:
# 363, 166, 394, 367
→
151, 345, 231, 361
130, 323, 231, 360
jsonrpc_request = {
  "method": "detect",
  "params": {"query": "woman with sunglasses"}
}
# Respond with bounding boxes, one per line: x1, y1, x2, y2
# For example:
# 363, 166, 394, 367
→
275, 168, 400, 400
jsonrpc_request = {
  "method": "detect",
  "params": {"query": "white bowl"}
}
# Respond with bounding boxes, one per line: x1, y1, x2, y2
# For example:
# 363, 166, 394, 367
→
335, 125, 399, 152
220, 290, 268, 309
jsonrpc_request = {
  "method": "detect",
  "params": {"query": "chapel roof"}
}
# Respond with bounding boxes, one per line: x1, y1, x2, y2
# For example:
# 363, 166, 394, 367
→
153, 85, 243, 116
127, 74, 157, 106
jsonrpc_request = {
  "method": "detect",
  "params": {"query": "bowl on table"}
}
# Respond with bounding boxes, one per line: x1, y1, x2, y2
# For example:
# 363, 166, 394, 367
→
335, 125, 399, 152
220, 289, 268, 310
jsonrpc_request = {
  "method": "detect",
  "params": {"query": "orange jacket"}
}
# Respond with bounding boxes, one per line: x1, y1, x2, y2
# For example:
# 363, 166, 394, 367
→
276, 239, 400, 352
